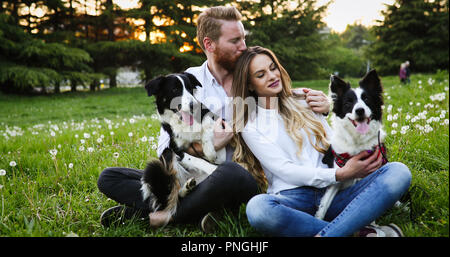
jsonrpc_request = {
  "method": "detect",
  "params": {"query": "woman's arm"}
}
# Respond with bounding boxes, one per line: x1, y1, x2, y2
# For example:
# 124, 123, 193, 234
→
242, 129, 337, 188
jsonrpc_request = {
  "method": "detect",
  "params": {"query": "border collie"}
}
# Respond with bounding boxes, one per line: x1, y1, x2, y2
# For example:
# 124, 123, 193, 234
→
141, 72, 226, 225
315, 69, 388, 220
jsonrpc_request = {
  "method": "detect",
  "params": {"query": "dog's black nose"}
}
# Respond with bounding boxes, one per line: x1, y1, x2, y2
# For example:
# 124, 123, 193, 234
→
355, 108, 365, 116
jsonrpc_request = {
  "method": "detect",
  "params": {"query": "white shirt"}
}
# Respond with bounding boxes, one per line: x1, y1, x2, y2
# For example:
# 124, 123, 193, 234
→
241, 104, 337, 194
156, 61, 234, 159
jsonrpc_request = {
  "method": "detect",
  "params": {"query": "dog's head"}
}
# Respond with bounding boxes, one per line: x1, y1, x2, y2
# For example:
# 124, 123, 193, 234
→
329, 69, 384, 135
145, 72, 202, 125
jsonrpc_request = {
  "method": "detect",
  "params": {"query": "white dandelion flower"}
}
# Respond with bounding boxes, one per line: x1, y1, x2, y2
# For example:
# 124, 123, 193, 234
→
392, 123, 398, 128
9, 161, 16, 167
49, 149, 58, 156
97, 138, 102, 143
140, 136, 148, 142
113, 152, 119, 158
83, 133, 91, 139
391, 130, 397, 135
79, 146, 85, 151
87, 147, 94, 153
68, 163, 74, 169
128, 132, 133, 137
0, 169, 6, 176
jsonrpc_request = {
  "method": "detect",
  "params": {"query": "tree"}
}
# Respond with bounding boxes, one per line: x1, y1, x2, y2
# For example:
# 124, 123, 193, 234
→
367, 0, 449, 75
236, 0, 331, 80
0, 13, 96, 94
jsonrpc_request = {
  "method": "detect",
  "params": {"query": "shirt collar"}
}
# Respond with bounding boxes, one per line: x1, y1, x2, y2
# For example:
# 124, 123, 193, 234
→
203, 61, 221, 87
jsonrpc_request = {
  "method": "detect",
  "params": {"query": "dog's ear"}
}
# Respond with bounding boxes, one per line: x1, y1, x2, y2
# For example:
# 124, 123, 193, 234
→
145, 75, 165, 97
359, 69, 382, 93
182, 72, 202, 89
330, 75, 350, 100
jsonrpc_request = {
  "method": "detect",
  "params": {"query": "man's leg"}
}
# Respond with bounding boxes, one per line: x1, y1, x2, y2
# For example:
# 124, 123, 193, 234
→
171, 161, 259, 224
97, 167, 151, 226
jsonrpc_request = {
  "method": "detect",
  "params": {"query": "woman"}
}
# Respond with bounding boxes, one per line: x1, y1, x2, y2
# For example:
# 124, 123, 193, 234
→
231, 46, 412, 237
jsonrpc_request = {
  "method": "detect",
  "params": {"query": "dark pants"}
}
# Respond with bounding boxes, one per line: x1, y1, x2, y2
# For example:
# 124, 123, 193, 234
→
97, 161, 259, 224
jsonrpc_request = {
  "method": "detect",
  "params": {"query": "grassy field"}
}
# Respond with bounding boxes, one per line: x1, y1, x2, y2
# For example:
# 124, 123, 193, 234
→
0, 71, 448, 237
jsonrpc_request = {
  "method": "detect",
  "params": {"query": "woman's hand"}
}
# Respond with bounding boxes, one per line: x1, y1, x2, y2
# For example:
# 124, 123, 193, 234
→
294, 88, 330, 114
335, 147, 384, 181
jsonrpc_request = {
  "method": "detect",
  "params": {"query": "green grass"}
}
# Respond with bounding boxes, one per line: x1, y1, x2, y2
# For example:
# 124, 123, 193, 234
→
0, 71, 448, 237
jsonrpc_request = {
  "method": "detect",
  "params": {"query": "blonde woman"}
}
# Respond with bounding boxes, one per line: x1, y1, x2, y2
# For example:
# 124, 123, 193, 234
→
231, 46, 411, 237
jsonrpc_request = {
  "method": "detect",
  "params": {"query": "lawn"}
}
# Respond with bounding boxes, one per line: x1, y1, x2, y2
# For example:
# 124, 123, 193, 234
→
0, 71, 448, 237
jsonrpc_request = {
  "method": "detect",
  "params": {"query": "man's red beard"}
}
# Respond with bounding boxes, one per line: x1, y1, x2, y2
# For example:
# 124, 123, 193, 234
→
214, 48, 241, 72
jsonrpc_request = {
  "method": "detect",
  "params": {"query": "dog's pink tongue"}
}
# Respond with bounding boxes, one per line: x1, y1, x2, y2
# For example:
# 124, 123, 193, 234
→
181, 111, 193, 126
355, 121, 370, 134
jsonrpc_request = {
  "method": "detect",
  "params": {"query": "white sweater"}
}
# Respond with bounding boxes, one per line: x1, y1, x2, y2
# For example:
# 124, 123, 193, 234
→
241, 103, 337, 194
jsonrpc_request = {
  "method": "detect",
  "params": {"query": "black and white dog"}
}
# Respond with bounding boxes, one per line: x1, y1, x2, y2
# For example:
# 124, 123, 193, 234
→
315, 69, 388, 220
141, 72, 226, 225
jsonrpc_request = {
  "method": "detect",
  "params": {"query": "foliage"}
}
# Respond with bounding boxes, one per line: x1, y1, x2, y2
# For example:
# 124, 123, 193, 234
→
0, 14, 95, 94
367, 0, 449, 75
237, 0, 331, 80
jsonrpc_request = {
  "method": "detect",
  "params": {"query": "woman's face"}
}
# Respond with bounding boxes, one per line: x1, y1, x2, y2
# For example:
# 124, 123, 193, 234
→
248, 54, 283, 98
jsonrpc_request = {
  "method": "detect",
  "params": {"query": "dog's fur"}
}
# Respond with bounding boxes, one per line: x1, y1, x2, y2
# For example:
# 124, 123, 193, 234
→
141, 72, 226, 225
315, 69, 388, 220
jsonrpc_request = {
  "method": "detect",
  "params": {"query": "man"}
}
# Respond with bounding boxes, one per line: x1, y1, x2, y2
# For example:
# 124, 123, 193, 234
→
97, 6, 330, 231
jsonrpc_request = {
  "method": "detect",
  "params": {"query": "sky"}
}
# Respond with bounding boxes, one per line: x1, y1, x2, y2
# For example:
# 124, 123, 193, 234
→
113, 0, 397, 33
318, 0, 396, 32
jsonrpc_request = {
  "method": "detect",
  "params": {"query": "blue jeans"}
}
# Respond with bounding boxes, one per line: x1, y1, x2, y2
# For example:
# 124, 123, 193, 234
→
246, 162, 412, 237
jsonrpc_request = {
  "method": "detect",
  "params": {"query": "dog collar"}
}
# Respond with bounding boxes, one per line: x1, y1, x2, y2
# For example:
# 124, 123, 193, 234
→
332, 144, 388, 168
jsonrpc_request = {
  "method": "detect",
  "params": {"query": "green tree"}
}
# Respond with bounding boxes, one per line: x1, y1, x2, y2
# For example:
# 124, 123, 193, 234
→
367, 0, 449, 75
237, 0, 331, 80
0, 13, 96, 94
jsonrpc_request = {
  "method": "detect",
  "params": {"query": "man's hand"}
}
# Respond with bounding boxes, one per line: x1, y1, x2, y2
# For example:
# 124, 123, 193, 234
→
293, 88, 330, 114
213, 119, 233, 151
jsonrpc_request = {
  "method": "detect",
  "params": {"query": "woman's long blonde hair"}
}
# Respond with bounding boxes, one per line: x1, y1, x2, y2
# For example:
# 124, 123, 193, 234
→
231, 46, 330, 191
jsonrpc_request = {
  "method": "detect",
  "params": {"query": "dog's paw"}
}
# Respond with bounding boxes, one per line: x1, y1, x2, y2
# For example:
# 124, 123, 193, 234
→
186, 177, 197, 190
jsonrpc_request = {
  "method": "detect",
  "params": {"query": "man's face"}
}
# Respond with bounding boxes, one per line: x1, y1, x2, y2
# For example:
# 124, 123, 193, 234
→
213, 20, 247, 72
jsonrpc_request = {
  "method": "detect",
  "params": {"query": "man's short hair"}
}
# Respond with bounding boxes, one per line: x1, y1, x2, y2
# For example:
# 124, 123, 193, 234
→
196, 6, 242, 51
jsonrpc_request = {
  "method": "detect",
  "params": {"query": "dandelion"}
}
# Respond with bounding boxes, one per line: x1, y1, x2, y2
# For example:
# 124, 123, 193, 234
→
129, 118, 135, 124
128, 132, 133, 137
49, 149, 58, 156
83, 133, 91, 139
140, 136, 148, 142
79, 146, 85, 151
444, 119, 449, 125
87, 147, 94, 153
68, 163, 74, 169
113, 152, 120, 158
0, 169, 6, 176
50, 131, 56, 137
9, 161, 16, 167
80, 139, 85, 144
405, 114, 411, 120
391, 130, 397, 135
97, 138, 102, 143
75, 134, 79, 138
110, 131, 114, 136
387, 114, 393, 121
